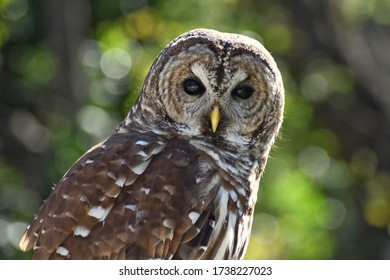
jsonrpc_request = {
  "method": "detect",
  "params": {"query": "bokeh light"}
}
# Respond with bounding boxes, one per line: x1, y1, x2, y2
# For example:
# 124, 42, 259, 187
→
100, 48, 132, 80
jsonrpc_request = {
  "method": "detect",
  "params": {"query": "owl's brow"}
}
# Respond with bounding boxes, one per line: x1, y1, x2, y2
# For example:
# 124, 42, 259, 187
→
230, 69, 248, 85
216, 41, 232, 85
190, 63, 211, 89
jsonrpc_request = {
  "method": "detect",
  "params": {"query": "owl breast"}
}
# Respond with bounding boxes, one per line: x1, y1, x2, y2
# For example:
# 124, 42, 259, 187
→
176, 139, 260, 259
119, 131, 260, 260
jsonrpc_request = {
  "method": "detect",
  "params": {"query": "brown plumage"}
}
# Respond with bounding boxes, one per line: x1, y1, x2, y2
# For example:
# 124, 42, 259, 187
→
20, 28, 284, 259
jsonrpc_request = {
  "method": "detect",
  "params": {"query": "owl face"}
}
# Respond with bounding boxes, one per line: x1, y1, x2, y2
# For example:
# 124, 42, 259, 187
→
145, 29, 283, 147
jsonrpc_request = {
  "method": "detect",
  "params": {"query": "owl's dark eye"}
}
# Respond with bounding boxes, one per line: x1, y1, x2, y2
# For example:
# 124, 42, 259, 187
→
183, 79, 206, 96
232, 86, 254, 100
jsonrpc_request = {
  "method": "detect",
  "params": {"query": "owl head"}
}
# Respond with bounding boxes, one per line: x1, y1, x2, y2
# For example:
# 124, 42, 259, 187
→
127, 28, 284, 155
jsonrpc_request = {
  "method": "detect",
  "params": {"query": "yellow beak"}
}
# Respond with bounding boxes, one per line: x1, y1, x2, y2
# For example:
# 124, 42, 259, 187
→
210, 104, 221, 133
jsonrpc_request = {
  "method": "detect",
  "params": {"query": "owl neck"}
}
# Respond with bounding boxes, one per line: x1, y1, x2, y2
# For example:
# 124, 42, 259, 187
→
115, 95, 169, 135
118, 103, 271, 173
189, 138, 264, 182
117, 98, 270, 184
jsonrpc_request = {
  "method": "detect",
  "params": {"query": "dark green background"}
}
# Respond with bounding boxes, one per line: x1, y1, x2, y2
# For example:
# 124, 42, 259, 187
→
0, 0, 389, 259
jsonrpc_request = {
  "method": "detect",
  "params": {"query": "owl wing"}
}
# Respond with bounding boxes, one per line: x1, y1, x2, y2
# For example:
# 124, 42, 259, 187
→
19, 132, 166, 259
19, 131, 227, 259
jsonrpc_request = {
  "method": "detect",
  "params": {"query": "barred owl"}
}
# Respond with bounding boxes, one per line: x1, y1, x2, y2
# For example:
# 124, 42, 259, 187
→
19, 28, 284, 259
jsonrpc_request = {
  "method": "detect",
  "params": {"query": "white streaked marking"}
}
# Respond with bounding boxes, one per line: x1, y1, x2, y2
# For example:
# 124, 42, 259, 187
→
214, 215, 234, 260
151, 144, 165, 155
115, 176, 126, 188
195, 178, 202, 184
190, 141, 224, 168
125, 176, 137, 186
163, 219, 175, 229
80, 195, 89, 203
74, 225, 91, 237
248, 160, 260, 184
107, 171, 116, 180
238, 212, 252, 257
229, 190, 238, 202
236, 184, 248, 197
19, 233, 30, 252
117, 127, 128, 134
189, 211, 200, 224
125, 204, 136, 211
248, 171, 259, 187
61, 193, 69, 199
131, 159, 151, 175
199, 173, 219, 196
228, 213, 236, 248
56, 246, 69, 256
225, 130, 251, 146
85, 159, 94, 164
226, 164, 240, 176
136, 150, 148, 157
135, 140, 148, 146
231, 69, 248, 85
191, 63, 212, 90
107, 191, 120, 199
87, 205, 113, 221
163, 185, 174, 195
214, 213, 236, 259
199, 245, 207, 252
208, 187, 229, 257
65, 211, 76, 220
141, 187, 150, 195
136, 210, 145, 222
151, 126, 169, 136
128, 224, 136, 232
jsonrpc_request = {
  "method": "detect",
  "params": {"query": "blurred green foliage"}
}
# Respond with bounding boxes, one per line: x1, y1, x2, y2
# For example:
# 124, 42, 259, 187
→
0, 0, 389, 259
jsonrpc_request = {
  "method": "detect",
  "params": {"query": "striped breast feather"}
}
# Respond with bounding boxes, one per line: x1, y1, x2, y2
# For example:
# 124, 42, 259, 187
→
173, 175, 255, 260
19, 132, 166, 259
170, 142, 257, 260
